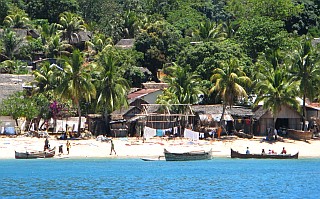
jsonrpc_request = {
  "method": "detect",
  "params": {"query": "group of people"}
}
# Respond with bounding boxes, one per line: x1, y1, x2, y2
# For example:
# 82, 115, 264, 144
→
43, 137, 116, 156
246, 147, 287, 155
44, 138, 71, 155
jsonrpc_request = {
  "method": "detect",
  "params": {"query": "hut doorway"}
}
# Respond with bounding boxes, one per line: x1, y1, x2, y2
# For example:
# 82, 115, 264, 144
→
275, 118, 288, 130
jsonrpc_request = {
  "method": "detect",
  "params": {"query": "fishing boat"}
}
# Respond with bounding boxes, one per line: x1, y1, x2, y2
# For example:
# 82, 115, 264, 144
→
230, 149, 298, 159
164, 148, 212, 161
15, 147, 56, 159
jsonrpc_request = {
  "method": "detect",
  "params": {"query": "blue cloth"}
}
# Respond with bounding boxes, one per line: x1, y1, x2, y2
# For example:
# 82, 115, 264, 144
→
156, 129, 164, 137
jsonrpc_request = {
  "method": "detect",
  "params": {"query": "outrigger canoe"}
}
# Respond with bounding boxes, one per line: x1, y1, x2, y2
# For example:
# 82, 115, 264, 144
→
15, 147, 56, 159
230, 149, 298, 159
164, 148, 212, 161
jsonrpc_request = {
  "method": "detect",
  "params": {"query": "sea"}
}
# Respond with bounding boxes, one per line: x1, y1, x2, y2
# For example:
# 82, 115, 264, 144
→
0, 158, 319, 199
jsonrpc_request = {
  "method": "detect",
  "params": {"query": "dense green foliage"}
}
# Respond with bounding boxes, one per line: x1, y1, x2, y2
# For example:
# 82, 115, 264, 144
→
0, 0, 320, 127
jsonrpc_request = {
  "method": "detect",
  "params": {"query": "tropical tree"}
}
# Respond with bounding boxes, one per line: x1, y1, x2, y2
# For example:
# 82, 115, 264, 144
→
32, 61, 63, 96
58, 12, 86, 43
85, 33, 113, 56
289, 36, 320, 130
0, 60, 28, 74
0, 91, 40, 127
122, 10, 140, 38
45, 34, 72, 58
210, 58, 251, 125
158, 62, 204, 106
3, 9, 31, 28
94, 49, 130, 114
57, 49, 96, 136
254, 49, 300, 134
0, 29, 23, 60
192, 20, 226, 41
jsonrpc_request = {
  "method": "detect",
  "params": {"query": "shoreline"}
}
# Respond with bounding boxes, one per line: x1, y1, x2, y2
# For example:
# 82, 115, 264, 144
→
1, 135, 320, 159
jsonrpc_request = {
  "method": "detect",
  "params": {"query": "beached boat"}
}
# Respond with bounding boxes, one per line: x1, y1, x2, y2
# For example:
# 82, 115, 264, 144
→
164, 148, 212, 161
15, 147, 56, 159
230, 149, 298, 159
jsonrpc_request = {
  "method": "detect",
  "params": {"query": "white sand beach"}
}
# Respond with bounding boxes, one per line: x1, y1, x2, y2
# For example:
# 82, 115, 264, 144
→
1, 135, 320, 159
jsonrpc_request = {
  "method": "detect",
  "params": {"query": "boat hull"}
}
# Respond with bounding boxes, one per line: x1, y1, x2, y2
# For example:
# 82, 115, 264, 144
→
230, 149, 298, 159
15, 147, 56, 159
164, 149, 212, 161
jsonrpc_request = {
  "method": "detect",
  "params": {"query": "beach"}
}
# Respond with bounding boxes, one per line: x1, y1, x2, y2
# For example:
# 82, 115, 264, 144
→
1, 135, 320, 159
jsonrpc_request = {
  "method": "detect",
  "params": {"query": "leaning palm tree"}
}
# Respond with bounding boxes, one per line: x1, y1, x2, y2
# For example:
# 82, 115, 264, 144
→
94, 49, 130, 114
289, 36, 320, 130
210, 58, 251, 125
57, 49, 96, 136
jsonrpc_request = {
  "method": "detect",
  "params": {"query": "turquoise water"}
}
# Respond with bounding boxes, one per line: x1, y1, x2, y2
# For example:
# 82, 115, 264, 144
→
0, 158, 320, 199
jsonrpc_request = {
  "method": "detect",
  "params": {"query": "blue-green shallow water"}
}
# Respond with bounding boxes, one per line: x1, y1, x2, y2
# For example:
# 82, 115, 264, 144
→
0, 158, 320, 199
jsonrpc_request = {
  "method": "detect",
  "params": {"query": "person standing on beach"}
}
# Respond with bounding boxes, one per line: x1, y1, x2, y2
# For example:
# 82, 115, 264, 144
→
66, 141, 71, 155
44, 138, 50, 150
110, 140, 116, 155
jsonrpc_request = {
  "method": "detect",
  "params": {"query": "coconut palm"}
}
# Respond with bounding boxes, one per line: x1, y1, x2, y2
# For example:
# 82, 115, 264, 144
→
3, 9, 30, 28
254, 49, 300, 133
210, 58, 251, 125
58, 12, 86, 44
32, 62, 63, 96
57, 49, 96, 136
85, 33, 113, 56
0, 29, 23, 60
289, 36, 320, 130
158, 62, 204, 106
192, 20, 226, 42
94, 49, 130, 114
45, 34, 72, 58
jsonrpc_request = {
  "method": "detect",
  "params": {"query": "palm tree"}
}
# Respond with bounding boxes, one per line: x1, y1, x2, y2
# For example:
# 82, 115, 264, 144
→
94, 49, 130, 114
123, 10, 139, 38
45, 34, 72, 58
57, 49, 96, 136
3, 9, 30, 28
192, 20, 226, 42
289, 37, 320, 130
158, 62, 204, 106
254, 50, 299, 134
32, 62, 63, 96
210, 58, 251, 125
85, 33, 113, 56
0, 29, 23, 60
58, 12, 86, 44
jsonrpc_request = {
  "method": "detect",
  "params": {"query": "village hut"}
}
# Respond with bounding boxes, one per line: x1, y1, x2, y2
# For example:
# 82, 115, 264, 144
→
191, 105, 233, 135
110, 106, 141, 137
253, 104, 302, 137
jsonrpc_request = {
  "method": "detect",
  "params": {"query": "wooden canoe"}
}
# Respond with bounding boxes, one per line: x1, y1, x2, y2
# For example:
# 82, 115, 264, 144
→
230, 149, 298, 159
15, 147, 56, 159
164, 148, 212, 161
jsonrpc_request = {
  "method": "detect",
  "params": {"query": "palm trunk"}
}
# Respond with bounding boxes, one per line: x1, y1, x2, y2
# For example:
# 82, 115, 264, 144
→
77, 103, 81, 137
220, 103, 226, 127
302, 93, 306, 131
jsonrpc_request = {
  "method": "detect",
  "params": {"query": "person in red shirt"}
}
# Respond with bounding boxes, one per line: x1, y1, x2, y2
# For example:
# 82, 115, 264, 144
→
281, 147, 287, 154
